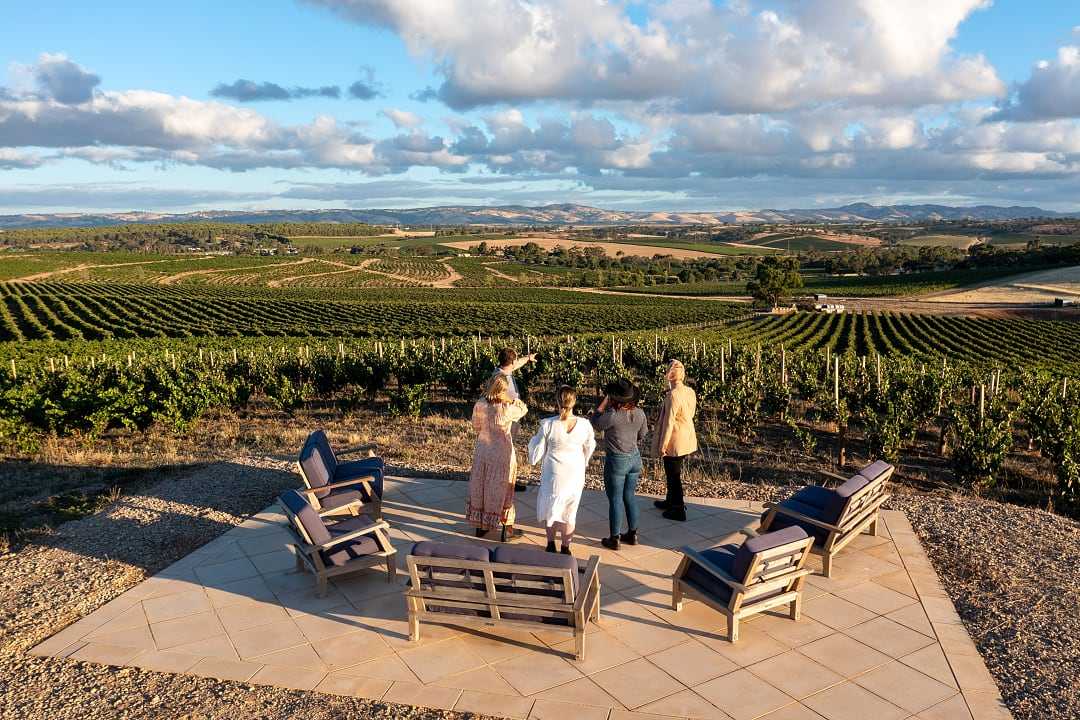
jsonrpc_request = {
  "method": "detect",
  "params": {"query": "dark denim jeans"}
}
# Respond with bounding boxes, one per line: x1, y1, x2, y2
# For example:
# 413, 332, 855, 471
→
603, 450, 642, 536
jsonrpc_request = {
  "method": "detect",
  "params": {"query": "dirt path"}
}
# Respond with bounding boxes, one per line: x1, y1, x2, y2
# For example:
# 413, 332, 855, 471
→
265, 259, 370, 288
482, 263, 519, 283
13, 259, 177, 282
157, 258, 314, 286
351, 259, 463, 288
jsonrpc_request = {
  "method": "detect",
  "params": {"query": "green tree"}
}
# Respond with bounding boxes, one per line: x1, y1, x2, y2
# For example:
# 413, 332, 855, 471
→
746, 256, 803, 308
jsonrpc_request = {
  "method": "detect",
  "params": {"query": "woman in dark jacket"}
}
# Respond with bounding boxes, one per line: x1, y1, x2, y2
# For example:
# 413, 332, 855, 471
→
590, 379, 648, 550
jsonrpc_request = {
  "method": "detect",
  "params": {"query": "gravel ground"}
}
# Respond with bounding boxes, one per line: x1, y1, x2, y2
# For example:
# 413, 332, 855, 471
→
0, 456, 487, 720
1, 448, 1076, 720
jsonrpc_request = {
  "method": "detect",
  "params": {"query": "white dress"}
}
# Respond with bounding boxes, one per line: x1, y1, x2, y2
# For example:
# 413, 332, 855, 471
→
528, 415, 596, 528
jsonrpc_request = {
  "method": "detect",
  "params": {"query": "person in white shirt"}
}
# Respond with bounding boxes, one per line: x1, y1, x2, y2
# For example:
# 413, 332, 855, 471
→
495, 347, 536, 491
528, 386, 596, 555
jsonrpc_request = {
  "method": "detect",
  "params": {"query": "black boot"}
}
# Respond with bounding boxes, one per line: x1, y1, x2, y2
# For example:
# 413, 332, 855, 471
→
545, 540, 557, 553
560, 544, 572, 555
654, 499, 671, 509
620, 529, 638, 545
662, 506, 687, 522
601, 535, 620, 550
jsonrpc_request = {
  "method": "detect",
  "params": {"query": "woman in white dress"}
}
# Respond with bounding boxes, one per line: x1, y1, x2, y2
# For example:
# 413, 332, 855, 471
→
528, 386, 596, 555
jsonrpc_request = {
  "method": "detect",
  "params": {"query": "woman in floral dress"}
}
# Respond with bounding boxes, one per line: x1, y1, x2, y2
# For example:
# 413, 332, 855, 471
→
466, 374, 529, 540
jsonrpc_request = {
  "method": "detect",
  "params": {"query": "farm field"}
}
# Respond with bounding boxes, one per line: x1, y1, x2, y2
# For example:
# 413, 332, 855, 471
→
924, 265, 1080, 304
613, 266, 1045, 298
440, 236, 730, 258
899, 233, 981, 249
0, 281, 741, 342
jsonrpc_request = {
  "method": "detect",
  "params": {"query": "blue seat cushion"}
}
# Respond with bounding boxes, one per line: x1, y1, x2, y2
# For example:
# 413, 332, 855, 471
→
788, 485, 835, 510
320, 535, 379, 567
681, 545, 738, 604
334, 459, 384, 500
319, 489, 364, 511
763, 498, 835, 544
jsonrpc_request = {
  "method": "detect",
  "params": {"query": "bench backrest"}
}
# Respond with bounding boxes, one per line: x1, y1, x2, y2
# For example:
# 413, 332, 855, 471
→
835, 462, 893, 533
733, 527, 814, 603
407, 554, 577, 607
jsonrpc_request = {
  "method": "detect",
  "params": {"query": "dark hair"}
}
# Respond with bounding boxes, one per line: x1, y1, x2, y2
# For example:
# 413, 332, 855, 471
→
498, 347, 518, 368
614, 398, 638, 411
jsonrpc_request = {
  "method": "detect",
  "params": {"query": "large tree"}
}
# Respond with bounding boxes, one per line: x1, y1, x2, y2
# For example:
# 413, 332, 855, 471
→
747, 256, 803, 308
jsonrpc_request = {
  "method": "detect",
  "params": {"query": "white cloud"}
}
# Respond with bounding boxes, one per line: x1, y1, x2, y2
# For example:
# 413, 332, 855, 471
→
992, 45, 1080, 121
305, 0, 1003, 112
380, 108, 423, 128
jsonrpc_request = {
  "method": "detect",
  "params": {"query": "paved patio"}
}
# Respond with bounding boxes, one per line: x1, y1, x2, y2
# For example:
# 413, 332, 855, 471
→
33, 476, 1011, 720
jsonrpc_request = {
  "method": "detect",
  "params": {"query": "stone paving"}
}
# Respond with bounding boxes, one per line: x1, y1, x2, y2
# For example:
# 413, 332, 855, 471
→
32, 476, 1011, 720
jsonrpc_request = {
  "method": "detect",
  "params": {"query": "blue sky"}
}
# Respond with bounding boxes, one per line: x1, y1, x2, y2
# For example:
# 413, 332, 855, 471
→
2, 0, 1080, 213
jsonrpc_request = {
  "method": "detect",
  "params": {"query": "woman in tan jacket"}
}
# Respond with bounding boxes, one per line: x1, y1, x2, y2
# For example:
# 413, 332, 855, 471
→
651, 359, 697, 521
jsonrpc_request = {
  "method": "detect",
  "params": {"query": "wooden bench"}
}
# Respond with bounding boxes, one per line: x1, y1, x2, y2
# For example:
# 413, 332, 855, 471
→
405, 542, 601, 660
280, 489, 396, 597
673, 526, 814, 642
759, 460, 893, 577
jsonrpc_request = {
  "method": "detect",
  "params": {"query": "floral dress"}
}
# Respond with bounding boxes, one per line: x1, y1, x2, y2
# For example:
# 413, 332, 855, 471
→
466, 398, 528, 530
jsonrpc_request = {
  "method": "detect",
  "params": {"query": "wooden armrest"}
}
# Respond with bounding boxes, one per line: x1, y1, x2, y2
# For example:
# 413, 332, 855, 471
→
302, 477, 376, 494
336, 443, 379, 456
817, 469, 849, 485
320, 520, 391, 549
573, 556, 601, 614
771, 506, 843, 532
680, 547, 747, 592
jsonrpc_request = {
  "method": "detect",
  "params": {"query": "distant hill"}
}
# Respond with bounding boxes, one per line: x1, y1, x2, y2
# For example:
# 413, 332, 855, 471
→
1, 202, 1075, 230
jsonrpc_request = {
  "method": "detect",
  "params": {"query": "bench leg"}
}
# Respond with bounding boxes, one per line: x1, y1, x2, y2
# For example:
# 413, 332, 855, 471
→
867, 515, 880, 537
727, 614, 739, 643
574, 629, 585, 660
316, 573, 328, 598
386, 555, 397, 583
294, 551, 305, 573
592, 591, 601, 623
821, 553, 834, 578
407, 601, 420, 642
672, 579, 684, 612
790, 594, 802, 621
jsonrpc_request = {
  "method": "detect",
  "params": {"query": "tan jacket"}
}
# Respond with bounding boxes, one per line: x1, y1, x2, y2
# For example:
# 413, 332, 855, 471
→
652, 383, 698, 457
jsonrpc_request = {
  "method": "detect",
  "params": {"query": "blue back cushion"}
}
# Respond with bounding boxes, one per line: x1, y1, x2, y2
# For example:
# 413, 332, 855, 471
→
827, 475, 869, 520
493, 546, 579, 595
280, 489, 331, 546
411, 541, 491, 563
733, 526, 809, 580
859, 460, 892, 483
299, 441, 332, 497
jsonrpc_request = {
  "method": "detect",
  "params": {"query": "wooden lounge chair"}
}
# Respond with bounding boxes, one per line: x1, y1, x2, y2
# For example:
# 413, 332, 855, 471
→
405, 542, 601, 660
672, 526, 814, 642
758, 460, 893, 577
297, 429, 384, 519
279, 489, 396, 597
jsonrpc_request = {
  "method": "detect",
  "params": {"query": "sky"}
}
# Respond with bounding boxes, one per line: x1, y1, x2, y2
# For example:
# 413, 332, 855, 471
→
1, 0, 1080, 214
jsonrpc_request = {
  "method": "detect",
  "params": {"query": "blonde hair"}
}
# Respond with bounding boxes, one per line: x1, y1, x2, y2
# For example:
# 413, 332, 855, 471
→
482, 373, 512, 405
667, 359, 686, 384
555, 385, 577, 421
